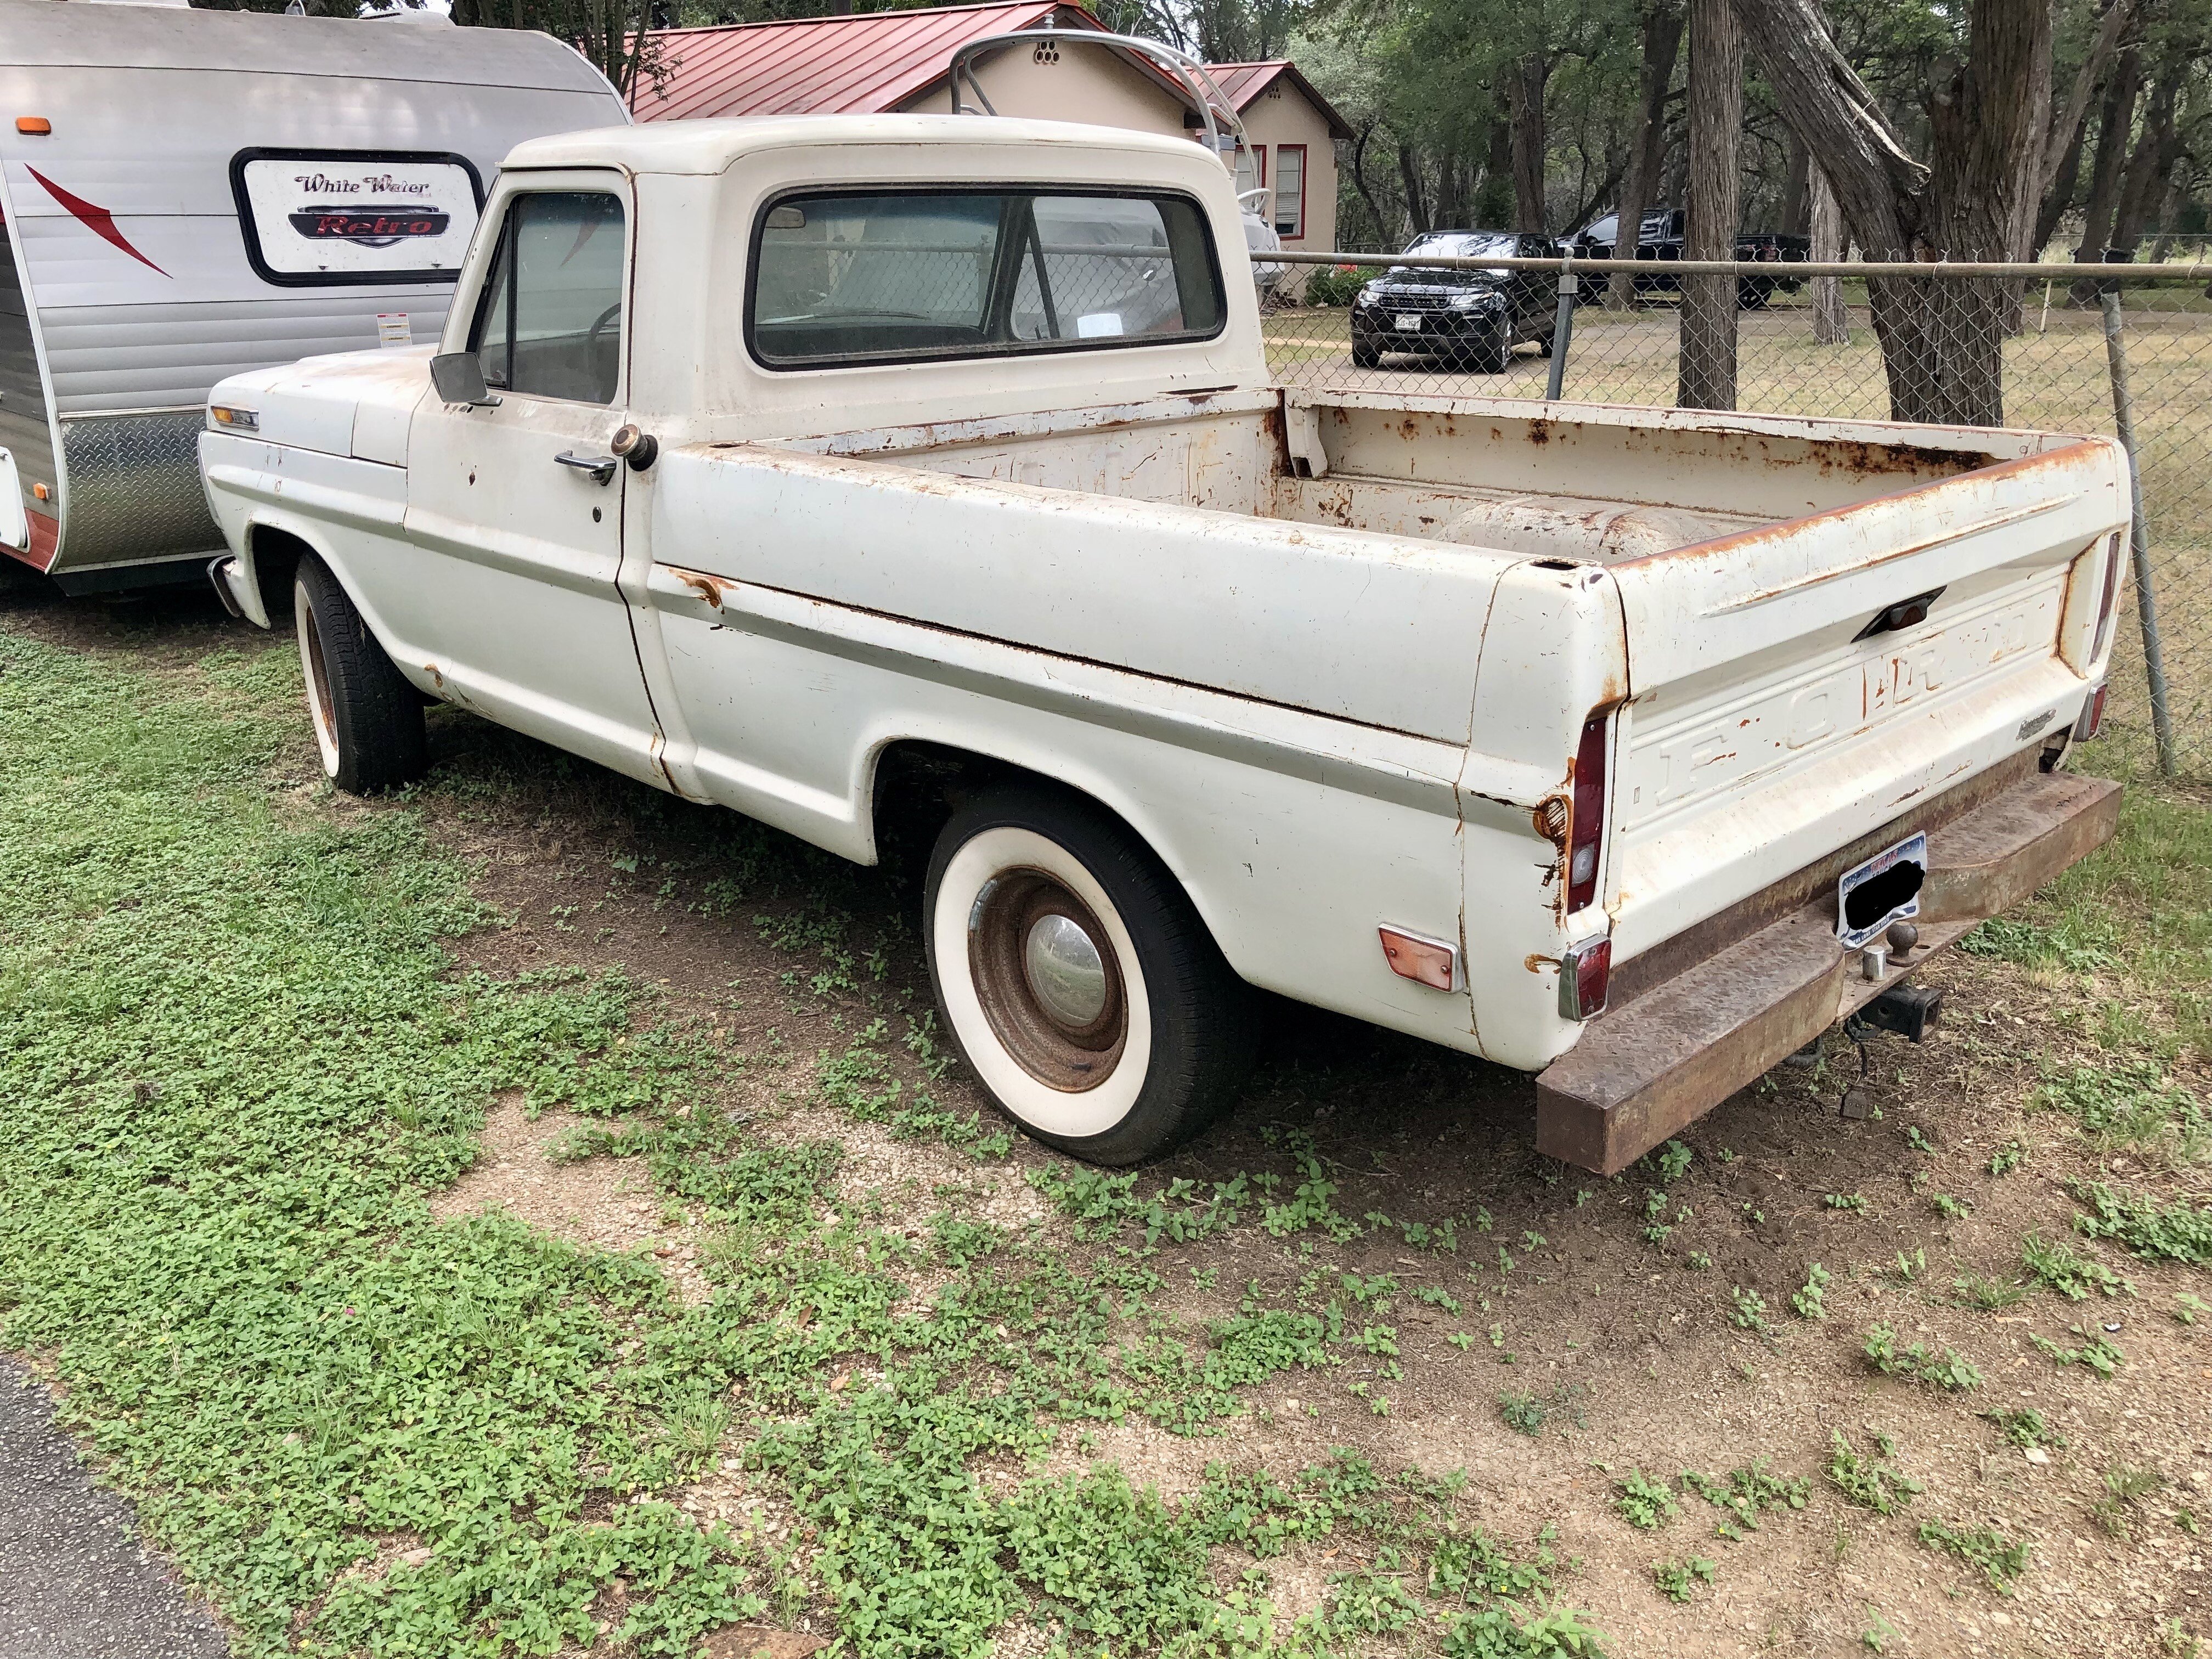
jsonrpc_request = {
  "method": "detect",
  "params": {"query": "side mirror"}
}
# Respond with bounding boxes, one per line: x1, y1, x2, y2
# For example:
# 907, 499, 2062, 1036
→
430, 351, 500, 408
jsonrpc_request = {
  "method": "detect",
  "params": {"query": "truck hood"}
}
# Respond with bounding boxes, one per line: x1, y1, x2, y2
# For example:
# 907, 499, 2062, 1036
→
207, 348, 433, 467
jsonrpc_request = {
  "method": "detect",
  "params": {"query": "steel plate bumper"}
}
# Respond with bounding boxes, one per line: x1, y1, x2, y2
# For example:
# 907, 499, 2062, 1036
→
1534, 767, 2121, 1175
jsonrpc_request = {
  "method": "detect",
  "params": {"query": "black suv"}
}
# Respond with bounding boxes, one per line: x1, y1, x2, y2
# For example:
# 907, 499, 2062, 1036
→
1348, 231, 1564, 372
1573, 210, 1809, 307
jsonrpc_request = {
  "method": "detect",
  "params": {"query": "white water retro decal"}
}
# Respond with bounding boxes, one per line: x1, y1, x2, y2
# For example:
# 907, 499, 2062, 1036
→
234, 153, 482, 283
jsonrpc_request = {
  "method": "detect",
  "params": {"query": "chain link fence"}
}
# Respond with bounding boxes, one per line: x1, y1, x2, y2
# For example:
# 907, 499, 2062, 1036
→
1262, 253, 2212, 787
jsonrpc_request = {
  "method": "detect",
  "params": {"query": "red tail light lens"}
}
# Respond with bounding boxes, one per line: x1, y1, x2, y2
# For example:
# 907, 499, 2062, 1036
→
2092, 532, 2124, 659
2074, 681, 2108, 742
1559, 935, 1611, 1020
1567, 710, 1610, 914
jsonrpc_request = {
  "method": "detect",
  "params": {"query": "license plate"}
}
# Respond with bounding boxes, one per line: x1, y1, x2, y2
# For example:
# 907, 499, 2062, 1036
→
1837, 832, 1928, 949
1394, 314, 1423, 331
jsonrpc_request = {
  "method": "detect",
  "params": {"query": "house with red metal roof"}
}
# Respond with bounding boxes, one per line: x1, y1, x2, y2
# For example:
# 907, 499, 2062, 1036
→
631, 2, 1349, 251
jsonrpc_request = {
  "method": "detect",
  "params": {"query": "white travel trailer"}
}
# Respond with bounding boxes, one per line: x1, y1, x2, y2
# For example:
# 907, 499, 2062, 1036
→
0, 0, 627, 591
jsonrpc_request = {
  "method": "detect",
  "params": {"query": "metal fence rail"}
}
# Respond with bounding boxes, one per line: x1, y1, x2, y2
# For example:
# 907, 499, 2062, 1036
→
1261, 253, 2212, 785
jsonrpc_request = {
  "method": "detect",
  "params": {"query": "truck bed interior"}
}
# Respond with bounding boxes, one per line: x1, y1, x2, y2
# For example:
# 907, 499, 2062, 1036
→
786, 385, 2075, 565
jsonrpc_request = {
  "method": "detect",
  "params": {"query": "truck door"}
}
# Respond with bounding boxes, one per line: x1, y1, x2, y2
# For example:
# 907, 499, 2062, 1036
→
399, 177, 664, 788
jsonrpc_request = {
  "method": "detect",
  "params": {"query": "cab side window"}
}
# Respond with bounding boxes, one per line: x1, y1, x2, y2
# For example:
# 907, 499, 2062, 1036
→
471, 191, 626, 404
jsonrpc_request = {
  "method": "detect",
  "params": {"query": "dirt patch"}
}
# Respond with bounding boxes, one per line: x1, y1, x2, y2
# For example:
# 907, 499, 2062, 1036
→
431, 1094, 712, 1304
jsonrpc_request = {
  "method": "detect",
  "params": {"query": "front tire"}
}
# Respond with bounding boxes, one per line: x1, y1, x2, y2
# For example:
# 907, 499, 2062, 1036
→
923, 783, 1257, 1165
1351, 337, 1382, 369
295, 555, 426, 794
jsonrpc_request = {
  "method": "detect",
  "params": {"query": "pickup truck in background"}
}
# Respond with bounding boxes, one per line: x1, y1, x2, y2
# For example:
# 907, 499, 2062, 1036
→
1573, 209, 1812, 307
199, 115, 2126, 1174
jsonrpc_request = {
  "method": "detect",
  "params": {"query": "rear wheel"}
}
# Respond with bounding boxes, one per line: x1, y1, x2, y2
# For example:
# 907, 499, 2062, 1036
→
295, 555, 426, 794
923, 783, 1257, 1165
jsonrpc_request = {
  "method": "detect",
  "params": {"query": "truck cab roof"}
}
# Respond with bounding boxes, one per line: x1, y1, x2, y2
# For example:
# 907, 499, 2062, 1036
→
502, 112, 1222, 177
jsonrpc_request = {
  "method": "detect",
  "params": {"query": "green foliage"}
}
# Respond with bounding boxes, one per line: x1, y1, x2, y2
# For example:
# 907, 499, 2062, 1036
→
1650, 1556, 1714, 1603
1988, 1138, 2029, 1177
1499, 1392, 1548, 1436
1791, 1263, 1832, 1320
2021, 1232, 2136, 1300
1730, 1287, 1773, 1334
1651, 1141, 1693, 1182
1679, 1464, 1809, 1538
1613, 1470, 1678, 1531
1916, 1520, 2030, 1593
1824, 1432, 1923, 1516
1825, 1192, 1868, 1213
1862, 1325, 1982, 1391
1977, 1408, 2064, 1450
1300, 264, 1370, 307
2071, 1180, 2212, 1265
1954, 1273, 2029, 1311
2090, 1462, 2165, 1539
2030, 1322, 2126, 1378
2036, 1062, 2208, 1163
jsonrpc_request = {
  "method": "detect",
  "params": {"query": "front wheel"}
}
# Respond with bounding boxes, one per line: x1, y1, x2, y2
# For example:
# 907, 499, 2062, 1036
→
1350, 337, 1382, 369
923, 784, 1257, 1165
295, 555, 427, 794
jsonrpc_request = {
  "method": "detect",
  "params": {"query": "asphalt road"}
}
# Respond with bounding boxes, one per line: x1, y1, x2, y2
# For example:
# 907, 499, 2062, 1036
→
0, 1361, 228, 1659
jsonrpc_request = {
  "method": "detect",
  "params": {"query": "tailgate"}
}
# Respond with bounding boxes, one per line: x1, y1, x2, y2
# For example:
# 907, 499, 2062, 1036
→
1602, 435, 2129, 963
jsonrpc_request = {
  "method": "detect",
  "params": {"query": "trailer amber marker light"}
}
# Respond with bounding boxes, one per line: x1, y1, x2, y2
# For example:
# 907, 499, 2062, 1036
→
15, 117, 52, 136
1378, 926, 1458, 991
208, 404, 259, 432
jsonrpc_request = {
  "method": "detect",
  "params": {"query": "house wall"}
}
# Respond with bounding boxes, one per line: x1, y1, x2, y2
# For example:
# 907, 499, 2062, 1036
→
1230, 79, 1338, 298
898, 46, 1193, 137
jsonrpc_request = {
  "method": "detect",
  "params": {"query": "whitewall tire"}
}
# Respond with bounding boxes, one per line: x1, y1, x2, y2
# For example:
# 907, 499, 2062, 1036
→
923, 783, 1257, 1165
293, 555, 427, 795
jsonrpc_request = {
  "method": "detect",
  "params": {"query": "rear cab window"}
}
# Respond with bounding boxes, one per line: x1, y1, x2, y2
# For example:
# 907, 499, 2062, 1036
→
746, 188, 1226, 370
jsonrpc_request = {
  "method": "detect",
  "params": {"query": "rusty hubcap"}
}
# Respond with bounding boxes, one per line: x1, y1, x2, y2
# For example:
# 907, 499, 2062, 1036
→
969, 868, 1127, 1092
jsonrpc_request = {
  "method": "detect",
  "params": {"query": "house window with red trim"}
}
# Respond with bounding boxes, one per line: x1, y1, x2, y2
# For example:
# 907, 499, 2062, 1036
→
1273, 143, 1305, 240
1233, 143, 1266, 202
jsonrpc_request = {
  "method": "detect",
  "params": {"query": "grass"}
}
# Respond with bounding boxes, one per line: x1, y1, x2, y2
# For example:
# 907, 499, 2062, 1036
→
0, 625, 1603, 1659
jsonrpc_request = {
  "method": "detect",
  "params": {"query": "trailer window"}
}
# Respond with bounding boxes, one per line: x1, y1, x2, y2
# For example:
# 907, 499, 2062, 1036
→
471, 192, 627, 405
747, 189, 1225, 370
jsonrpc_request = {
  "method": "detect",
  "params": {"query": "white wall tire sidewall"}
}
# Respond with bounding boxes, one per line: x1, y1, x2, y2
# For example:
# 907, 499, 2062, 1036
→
294, 578, 341, 780
934, 826, 1153, 1139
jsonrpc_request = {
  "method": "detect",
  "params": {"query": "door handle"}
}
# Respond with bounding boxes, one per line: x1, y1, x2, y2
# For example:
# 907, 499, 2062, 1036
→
555, 451, 618, 486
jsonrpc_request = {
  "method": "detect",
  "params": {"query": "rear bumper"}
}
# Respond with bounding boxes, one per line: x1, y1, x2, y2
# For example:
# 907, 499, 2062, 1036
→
1534, 765, 2121, 1175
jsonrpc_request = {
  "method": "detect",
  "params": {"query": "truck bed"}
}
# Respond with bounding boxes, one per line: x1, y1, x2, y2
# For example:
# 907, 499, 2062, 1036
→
711, 386, 2124, 988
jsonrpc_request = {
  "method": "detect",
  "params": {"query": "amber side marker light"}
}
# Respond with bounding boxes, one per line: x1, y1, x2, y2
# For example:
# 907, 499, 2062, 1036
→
1379, 926, 1458, 991
208, 404, 260, 432
16, 117, 52, 135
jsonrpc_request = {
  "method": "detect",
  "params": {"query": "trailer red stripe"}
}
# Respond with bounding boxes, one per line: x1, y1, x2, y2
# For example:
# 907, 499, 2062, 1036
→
25, 168, 168, 277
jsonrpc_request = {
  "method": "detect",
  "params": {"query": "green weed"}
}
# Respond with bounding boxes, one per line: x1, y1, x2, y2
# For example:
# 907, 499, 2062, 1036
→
1825, 1432, 1923, 1516
1863, 1325, 1983, 1391
1614, 1470, 1679, 1531
1917, 1520, 2030, 1593
1650, 1556, 1715, 1603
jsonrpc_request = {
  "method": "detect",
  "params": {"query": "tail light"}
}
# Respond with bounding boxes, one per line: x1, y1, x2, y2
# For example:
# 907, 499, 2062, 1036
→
2075, 681, 2108, 742
1560, 935, 1611, 1020
1567, 709, 1610, 915
2091, 532, 2125, 660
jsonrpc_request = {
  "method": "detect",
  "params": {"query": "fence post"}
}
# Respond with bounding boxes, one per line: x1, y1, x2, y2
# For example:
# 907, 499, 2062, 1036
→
2098, 287, 2179, 778
1547, 266, 1577, 400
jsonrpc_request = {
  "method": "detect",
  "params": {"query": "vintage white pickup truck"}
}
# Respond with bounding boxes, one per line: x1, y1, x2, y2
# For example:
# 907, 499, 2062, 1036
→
200, 115, 2126, 1173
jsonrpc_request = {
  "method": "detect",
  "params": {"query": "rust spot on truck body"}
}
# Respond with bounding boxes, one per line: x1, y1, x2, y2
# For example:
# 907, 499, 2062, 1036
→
668, 567, 731, 609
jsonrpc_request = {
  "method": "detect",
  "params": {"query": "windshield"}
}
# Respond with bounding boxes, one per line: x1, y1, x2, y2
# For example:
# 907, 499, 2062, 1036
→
1401, 232, 1516, 262
1387, 232, 1517, 276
